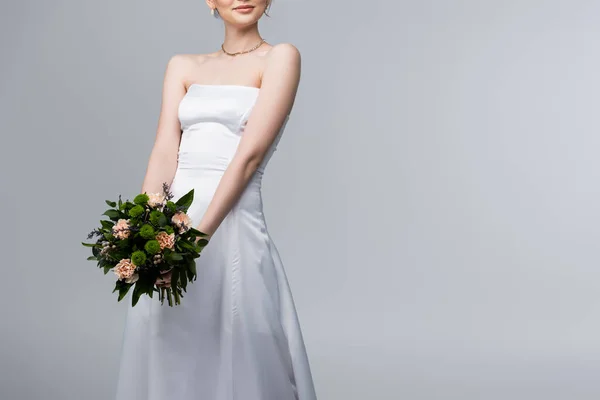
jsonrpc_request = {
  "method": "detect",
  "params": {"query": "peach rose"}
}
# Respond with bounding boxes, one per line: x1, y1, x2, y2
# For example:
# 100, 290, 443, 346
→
171, 212, 192, 233
112, 219, 131, 239
147, 192, 166, 210
156, 231, 175, 250
114, 258, 138, 283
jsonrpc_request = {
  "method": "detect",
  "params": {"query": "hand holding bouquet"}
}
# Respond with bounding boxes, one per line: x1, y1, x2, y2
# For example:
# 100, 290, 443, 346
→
82, 183, 209, 307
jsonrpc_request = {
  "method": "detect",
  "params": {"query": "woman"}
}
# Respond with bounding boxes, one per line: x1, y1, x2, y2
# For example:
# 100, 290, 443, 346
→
114, 1, 318, 399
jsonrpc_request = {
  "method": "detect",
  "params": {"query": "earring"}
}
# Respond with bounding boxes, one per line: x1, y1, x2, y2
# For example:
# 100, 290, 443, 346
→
210, 8, 215, 16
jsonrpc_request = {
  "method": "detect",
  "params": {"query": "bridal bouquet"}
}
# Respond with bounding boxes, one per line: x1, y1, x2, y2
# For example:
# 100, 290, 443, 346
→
82, 183, 209, 307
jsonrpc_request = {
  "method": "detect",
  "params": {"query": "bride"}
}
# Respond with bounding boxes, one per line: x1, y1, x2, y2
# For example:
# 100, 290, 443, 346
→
114, 1, 318, 399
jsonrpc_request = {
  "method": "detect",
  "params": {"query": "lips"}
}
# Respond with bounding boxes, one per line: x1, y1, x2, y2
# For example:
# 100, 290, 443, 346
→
234, 5, 254, 9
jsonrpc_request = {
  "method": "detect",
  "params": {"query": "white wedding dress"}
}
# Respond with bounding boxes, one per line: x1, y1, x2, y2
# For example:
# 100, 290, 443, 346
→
114, 84, 317, 400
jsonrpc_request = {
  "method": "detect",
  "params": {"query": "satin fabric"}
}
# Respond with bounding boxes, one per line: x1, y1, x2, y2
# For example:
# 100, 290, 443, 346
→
114, 84, 317, 400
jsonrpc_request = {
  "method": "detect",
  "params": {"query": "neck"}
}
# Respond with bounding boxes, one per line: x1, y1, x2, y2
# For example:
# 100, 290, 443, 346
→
221, 24, 263, 54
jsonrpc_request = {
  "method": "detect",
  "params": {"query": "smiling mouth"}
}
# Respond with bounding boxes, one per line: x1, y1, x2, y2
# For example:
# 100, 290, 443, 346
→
234, 6, 254, 10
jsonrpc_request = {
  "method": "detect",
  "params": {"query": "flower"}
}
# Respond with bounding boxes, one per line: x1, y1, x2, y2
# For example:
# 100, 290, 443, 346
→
139, 224, 155, 239
125, 273, 139, 284
144, 239, 161, 254
171, 212, 192, 233
114, 258, 137, 281
131, 250, 147, 266
166, 201, 177, 212
133, 193, 149, 205
148, 210, 164, 226
112, 219, 131, 239
156, 231, 175, 250
147, 192, 166, 209
129, 205, 145, 218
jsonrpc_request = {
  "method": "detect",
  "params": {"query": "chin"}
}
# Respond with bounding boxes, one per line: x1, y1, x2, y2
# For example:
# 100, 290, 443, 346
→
229, 16, 261, 25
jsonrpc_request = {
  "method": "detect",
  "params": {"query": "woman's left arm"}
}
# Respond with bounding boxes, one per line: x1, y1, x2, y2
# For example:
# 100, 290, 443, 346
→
195, 43, 301, 239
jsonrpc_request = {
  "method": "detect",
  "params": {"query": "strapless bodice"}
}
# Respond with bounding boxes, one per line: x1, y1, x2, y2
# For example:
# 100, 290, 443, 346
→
177, 84, 289, 176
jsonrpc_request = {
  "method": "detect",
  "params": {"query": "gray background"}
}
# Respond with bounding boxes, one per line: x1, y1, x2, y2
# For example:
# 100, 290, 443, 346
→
1, 0, 599, 399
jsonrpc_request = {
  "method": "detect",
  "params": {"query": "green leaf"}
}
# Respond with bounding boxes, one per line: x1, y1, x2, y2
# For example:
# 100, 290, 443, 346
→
180, 266, 188, 292
188, 257, 197, 280
166, 252, 183, 262
116, 238, 131, 248
103, 209, 120, 219
113, 280, 130, 301
118, 283, 132, 301
174, 286, 181, 305
100, 220, 115, 230
131, 282, 145, 307
187, 227, 205, 236
111, 251, 128, 261
158, 213, 168, 227
105, 200, 117, 207
186, 268, 195, 282
103, 232, 115, 241
103, 265, 113, 274
81, 242, 100, 248
196, 239, 209, 247
171, 268, 180, 292
175, 189, 194, 211
178, 240, 196, 252
87, 256, 98, 261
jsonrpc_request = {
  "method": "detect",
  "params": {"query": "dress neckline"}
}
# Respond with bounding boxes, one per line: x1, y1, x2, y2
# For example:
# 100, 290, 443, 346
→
187, 83, 261, 92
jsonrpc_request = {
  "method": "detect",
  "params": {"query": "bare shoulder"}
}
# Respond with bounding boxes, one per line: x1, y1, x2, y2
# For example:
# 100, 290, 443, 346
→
161, 53, 215, 86
167, 53, 213, 68
259, 43, 301, 98
261, 43, 301, 87
264, 43, 301, 64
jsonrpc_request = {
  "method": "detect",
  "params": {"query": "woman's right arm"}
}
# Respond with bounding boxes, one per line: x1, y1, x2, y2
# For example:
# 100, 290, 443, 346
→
140, 55, 188, 194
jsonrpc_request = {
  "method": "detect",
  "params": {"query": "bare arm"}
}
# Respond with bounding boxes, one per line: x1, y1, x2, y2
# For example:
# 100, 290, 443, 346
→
195, 44, 301, 238
140, 55, 187, 194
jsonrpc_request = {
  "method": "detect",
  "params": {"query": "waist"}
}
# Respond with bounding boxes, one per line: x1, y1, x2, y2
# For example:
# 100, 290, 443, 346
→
177, 128, 266, 175
177, 150, 265, 177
